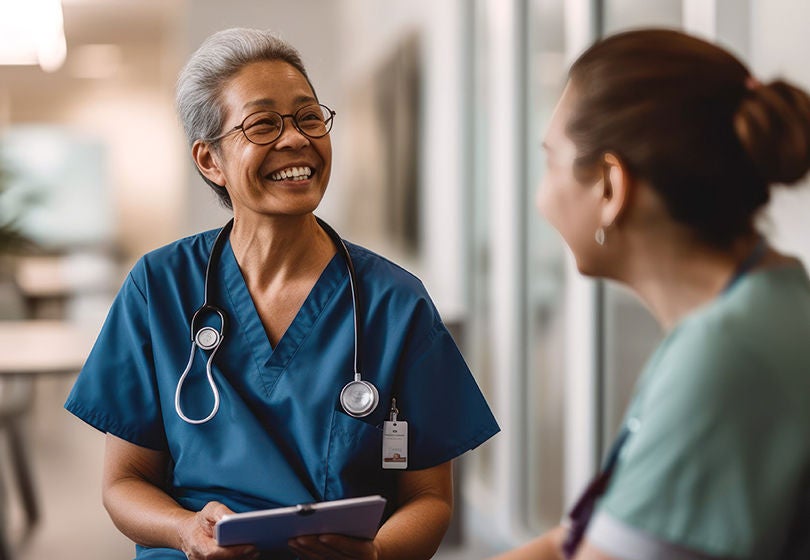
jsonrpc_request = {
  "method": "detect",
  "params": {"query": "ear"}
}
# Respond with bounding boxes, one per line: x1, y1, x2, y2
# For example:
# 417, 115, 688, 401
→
192, 140, 227, 187
599, 152, 630, 228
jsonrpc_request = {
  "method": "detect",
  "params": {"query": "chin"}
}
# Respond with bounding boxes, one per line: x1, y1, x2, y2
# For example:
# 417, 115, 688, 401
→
573, 257, 602, 278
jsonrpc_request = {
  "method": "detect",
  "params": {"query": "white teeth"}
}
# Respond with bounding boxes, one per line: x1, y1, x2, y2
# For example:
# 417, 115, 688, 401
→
270, 166, 312, 181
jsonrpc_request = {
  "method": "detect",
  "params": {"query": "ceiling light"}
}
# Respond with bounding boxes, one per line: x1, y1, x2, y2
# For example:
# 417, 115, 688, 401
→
0, 0, 67, 72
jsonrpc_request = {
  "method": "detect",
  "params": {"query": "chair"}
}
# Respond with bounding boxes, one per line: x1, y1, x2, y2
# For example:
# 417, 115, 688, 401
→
0, 277, 37, 559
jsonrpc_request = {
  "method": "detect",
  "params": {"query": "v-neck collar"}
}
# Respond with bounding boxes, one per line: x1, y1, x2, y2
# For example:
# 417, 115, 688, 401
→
220, 238, 345, 383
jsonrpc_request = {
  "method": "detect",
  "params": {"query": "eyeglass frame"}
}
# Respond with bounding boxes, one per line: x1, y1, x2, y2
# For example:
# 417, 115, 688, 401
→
205, 103, 336, 146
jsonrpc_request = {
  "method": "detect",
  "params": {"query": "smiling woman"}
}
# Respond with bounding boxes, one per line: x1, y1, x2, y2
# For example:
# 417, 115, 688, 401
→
62, 27, 499, 560
191, 58, 334, 222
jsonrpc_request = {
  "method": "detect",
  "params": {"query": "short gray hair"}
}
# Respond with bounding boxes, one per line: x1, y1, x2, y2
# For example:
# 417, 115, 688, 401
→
176, 28, 316, 208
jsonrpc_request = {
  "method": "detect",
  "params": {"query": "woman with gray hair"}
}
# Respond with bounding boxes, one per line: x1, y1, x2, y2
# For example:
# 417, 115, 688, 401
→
65, 27, 499, 560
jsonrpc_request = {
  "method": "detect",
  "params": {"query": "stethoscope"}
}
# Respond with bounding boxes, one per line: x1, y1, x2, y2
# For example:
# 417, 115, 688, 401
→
174, 217, 379, 425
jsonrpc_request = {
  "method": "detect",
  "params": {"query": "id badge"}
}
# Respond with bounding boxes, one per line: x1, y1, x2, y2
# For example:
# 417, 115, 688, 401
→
382, 420, 408, 469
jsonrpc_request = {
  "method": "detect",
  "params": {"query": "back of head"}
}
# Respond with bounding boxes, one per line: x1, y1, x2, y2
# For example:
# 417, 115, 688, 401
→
176, 28, 314, 208
567, 28, 810, 247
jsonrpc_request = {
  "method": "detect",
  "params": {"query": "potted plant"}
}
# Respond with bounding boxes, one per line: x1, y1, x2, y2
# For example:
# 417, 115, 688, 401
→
0, 154, 36, 319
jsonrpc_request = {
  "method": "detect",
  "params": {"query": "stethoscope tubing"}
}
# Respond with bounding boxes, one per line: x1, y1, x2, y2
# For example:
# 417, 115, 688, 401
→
175, 217, 375, 424
175, 339, 222, 424
317, 217, 363, 377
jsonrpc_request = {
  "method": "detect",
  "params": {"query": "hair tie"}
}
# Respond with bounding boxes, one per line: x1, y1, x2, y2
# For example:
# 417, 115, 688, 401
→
745, 75, 762, 91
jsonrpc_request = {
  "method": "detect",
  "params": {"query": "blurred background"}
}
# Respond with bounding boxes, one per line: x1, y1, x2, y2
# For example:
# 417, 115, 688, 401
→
0, 0, 808, 559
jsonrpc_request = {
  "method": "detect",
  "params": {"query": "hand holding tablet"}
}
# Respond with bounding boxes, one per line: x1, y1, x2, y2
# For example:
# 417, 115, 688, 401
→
215, 495, 387, 551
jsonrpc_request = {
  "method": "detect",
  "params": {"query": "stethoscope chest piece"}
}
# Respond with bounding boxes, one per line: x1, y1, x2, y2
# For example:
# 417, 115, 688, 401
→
195, 326, 221, 350
340, 377, 379, 418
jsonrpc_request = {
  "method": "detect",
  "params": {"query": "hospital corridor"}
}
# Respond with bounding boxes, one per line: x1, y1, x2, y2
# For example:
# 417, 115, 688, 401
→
2, 1, 810, 559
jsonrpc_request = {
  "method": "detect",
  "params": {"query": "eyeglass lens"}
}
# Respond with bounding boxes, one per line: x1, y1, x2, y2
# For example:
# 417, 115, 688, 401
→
242, 104, 333, 144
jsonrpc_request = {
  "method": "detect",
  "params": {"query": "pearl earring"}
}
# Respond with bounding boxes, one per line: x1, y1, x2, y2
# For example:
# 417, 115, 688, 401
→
595, 227, 605, 246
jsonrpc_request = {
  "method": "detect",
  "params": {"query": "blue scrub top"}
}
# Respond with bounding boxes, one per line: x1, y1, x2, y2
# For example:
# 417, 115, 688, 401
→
65, 226, 499, 559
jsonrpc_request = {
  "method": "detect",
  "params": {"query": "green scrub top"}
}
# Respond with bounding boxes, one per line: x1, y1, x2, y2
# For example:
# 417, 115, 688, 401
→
598, 264, 810, 559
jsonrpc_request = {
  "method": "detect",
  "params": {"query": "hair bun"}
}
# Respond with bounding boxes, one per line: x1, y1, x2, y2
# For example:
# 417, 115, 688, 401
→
735, 79, 810, 186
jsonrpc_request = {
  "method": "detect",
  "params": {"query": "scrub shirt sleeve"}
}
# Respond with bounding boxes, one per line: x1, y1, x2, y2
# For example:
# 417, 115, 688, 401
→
64, 259, 168, 451
595, 324, 795, 558
393, 304, 499, 470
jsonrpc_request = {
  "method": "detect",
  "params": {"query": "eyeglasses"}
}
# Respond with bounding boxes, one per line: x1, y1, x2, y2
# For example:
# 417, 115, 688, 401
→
207, 103, 336, 145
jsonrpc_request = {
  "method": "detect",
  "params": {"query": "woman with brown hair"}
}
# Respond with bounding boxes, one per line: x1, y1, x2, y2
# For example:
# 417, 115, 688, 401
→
495, 28, 810, 560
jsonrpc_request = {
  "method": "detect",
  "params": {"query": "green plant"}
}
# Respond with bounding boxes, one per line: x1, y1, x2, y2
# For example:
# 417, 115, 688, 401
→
0, 154, 35, 255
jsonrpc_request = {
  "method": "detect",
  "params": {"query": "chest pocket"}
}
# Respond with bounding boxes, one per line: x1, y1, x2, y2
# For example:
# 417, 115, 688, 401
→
325, 410, 395, 502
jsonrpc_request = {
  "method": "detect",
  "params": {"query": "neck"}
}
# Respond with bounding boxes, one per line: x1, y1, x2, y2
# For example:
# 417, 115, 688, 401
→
228, 212, 335, 286
615, 233, 764, 330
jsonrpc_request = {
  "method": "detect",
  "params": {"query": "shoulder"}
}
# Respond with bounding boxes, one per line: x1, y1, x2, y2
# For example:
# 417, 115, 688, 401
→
646, 266, 810, 407
621, 279, 808, 469
344, 242, 445, 343
598, 267, 810, 558
346, 242, 434, 303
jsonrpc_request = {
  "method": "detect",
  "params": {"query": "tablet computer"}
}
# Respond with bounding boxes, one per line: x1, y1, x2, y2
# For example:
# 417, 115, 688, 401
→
215, 495, 387, 551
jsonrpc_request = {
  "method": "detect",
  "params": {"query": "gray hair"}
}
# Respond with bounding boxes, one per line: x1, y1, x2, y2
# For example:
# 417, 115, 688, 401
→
176, 28, 316, 208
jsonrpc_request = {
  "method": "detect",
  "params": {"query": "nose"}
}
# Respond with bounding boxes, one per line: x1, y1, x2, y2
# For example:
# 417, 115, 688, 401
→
274, 115, 310, 149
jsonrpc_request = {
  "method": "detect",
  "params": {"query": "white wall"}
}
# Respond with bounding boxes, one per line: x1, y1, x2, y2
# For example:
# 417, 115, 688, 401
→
749, 0, 810, 267
335, 0, 467, 319
64, 84, 185, 260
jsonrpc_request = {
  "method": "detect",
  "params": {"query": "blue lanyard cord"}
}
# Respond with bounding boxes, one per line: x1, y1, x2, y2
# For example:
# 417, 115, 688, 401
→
723, 236, 768, 294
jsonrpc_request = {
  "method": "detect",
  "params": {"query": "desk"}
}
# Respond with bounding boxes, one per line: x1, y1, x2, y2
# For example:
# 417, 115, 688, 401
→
0, 320, 97, 560
13, 254, 117, 319
0, 321, 98, 376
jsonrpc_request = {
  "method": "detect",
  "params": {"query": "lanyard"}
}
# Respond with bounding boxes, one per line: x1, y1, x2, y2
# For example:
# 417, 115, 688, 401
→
562, 427, 631, 558
723, 236, 767, 294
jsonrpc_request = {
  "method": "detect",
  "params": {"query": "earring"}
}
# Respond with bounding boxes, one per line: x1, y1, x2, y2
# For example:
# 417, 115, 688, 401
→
595, 227, 605, 246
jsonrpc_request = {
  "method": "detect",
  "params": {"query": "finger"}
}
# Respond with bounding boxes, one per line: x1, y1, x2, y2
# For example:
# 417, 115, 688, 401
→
197, 501, 235, 539
315, 534, 374, 558
290, 536, 345, 559
233, 546, 261, 560
200, 501, 233, 524
288, 541, 323, 560
295, 535, 373, 560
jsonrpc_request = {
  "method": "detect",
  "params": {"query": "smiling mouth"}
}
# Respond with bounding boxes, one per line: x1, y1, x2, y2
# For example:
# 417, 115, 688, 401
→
269, 166, 313, 181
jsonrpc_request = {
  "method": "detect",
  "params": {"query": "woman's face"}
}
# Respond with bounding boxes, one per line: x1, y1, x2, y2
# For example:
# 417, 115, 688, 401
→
536, 84, 606, 275
211, 60, 332, 219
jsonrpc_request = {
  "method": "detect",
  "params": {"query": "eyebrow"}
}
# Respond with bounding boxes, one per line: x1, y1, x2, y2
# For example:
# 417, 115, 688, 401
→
243, 95, 318, 110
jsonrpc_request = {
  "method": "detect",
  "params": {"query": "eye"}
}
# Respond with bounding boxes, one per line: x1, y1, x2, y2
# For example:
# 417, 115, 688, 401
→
247, 116, 280, 130
297, 106, 325, 122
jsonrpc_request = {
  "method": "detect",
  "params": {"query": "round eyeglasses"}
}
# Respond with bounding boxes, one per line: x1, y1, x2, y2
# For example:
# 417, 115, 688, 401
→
207, 103, 336, 145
